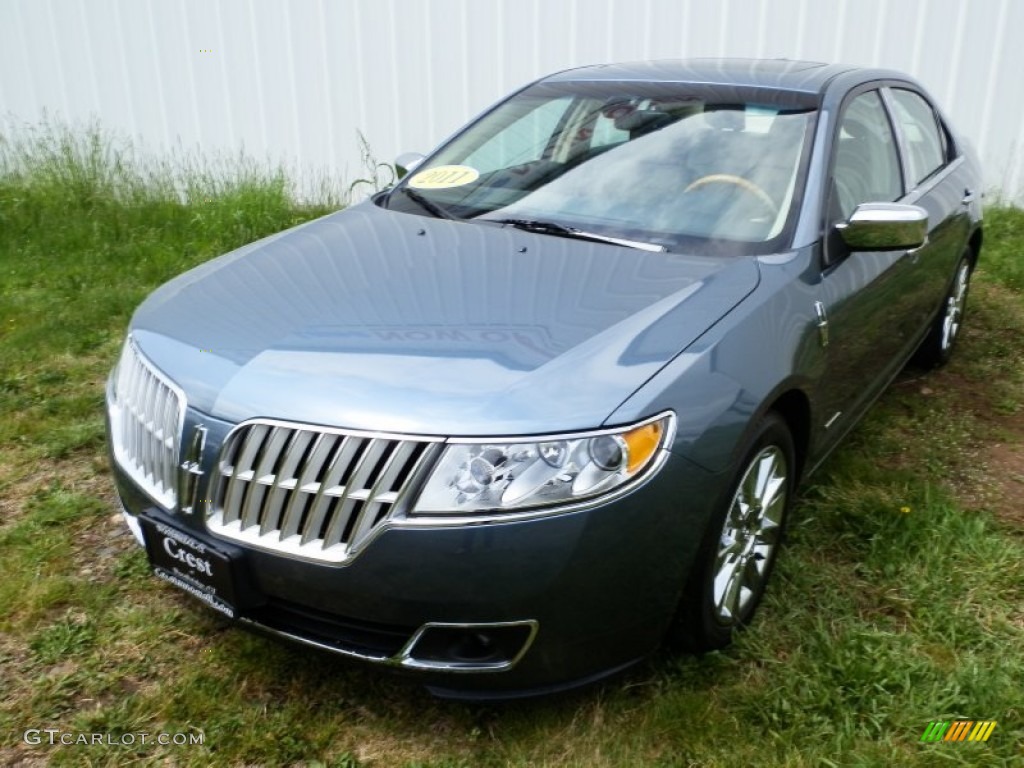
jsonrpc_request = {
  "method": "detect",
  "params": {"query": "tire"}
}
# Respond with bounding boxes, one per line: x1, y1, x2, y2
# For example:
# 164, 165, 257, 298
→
668, 412, 795, 652
915, 250, 972, 368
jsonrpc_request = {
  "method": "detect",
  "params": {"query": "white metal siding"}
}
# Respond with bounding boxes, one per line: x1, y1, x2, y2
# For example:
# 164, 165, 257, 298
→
1, 0, 1021, 203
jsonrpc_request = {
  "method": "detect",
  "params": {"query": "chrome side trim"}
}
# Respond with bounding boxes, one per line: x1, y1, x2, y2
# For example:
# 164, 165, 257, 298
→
236, 616, 538, 674
237, 618, 393, 663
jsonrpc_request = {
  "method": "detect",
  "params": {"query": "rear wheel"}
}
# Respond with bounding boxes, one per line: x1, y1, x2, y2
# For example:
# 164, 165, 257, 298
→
915, 250, 972, 368
669, 413, 795, 652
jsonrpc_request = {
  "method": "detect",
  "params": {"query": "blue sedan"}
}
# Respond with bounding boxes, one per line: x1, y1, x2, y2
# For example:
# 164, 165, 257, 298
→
106, 58, 983, 699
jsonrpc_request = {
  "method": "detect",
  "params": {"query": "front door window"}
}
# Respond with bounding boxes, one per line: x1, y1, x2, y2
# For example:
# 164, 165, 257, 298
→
831, 90, 904, 222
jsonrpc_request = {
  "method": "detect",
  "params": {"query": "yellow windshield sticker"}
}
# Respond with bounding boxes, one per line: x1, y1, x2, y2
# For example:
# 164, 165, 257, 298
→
408, 165, 479, 189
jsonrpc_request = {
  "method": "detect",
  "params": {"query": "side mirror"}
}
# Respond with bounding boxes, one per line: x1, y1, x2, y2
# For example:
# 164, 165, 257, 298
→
835, 203, 928, 251
394, 152, 425, 180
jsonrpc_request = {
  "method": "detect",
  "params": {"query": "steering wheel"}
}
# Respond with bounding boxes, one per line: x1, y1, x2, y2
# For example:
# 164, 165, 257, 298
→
683, 174, 779, 217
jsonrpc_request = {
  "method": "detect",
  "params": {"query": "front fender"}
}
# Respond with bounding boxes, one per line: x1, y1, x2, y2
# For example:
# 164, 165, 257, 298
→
608, 248, 823, 475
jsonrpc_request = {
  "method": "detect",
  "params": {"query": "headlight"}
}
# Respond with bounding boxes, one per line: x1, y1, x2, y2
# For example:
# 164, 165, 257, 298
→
412, 413, 674, 515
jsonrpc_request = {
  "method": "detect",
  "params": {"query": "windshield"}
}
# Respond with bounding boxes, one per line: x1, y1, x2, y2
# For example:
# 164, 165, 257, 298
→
384, 81, 818, 255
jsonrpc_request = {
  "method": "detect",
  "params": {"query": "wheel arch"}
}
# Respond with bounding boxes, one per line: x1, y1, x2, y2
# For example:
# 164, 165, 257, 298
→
710, 381, 814, 487
767, 388, 811, 483
967, 226, 983, 268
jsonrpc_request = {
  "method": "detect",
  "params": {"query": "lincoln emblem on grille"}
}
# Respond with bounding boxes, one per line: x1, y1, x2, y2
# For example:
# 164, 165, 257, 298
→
178, 425, 207, 514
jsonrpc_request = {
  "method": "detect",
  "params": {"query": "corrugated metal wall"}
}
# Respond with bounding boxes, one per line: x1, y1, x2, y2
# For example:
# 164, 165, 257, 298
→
1, 0, 1022, 203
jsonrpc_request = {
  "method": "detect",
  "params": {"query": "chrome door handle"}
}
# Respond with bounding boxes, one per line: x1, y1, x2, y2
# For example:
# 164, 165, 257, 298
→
814, 301, 829, 348
962, 189, 976, 206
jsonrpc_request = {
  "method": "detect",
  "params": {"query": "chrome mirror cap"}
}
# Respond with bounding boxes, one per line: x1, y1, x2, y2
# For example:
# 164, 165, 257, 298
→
394, 152, 425, 179
836, 202, 929, 251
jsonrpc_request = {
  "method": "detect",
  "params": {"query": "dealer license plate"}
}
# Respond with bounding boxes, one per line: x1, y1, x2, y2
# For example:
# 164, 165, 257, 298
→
139, 514, 238, 619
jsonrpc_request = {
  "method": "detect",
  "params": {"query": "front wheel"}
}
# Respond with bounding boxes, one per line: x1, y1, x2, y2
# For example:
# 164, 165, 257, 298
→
668, 413, 795, 652
915, 251, 972, 368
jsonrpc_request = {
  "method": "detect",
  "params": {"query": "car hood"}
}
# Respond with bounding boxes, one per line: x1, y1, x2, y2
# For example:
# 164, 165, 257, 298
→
130, 202, 760, 435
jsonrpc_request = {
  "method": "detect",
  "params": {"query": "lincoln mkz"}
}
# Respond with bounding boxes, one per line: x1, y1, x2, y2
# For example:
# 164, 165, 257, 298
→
106, 59, 983, 698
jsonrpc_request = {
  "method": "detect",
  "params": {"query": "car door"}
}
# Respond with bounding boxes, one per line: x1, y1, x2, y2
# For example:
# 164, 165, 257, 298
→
883, 86, 972, 340
811, 88, 917, 439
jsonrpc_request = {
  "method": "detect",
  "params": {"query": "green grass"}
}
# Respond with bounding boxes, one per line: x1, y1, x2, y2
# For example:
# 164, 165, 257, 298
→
979, 206, 1024, 293
1, 122, 1022, 766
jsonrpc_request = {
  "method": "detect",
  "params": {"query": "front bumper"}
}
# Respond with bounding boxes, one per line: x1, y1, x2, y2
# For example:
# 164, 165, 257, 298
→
108, 407, 723, 698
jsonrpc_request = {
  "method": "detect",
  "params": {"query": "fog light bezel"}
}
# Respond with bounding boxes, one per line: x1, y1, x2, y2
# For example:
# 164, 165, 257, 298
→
397, 620, 539, 673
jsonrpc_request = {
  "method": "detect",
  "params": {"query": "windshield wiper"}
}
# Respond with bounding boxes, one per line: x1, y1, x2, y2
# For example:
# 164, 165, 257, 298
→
394, 186, 458, 220
492, 218, 665, 252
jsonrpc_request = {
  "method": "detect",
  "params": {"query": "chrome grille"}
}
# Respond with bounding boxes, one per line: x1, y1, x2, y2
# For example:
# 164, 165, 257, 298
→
109, 338, 184, 509
207, 421, 441, 562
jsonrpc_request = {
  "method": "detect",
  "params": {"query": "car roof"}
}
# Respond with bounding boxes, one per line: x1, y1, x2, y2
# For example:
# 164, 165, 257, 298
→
544, 58, 902, 96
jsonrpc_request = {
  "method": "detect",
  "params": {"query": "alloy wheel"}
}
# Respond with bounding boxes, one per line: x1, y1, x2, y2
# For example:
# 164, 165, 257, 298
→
712, 445, 788, 623
941, 261, 970, 352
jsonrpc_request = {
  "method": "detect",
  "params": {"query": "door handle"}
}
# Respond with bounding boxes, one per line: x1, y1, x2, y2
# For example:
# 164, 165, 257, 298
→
962, 188, 976, 206
814, 301, 829, 348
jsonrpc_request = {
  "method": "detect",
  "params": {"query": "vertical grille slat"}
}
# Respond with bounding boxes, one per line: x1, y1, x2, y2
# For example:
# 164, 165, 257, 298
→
132, 360, 148, 471
140, 368, 156, 479
321, 438, 390, 548
153, 375, 167, 484
148, 369, 162, 482
260, 429, 315, 535
222, 423, 271, 525
160, 380, 177, 490
109, 339, 184, 509
208, 421, 438, 563
126, 391, 139, 476
335, 440, 416, 548
366, 441, 424, 527
239, 426, 288, 529
279, 433, 337, 538
242, 426, 291, 529
300, 435, 364, 546
136, 370, 150, 478
122, 354, 140, 465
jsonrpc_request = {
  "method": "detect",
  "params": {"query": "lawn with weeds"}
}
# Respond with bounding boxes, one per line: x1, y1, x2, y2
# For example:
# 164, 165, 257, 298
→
1, 124, 1022, 766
